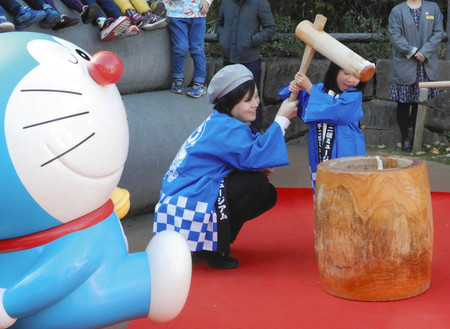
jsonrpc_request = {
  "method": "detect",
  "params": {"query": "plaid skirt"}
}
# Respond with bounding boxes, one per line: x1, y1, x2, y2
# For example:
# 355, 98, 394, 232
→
389, 62, 439, 103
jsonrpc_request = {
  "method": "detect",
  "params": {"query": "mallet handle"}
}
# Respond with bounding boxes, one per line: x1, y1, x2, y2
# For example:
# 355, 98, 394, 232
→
289, 14, 327, 102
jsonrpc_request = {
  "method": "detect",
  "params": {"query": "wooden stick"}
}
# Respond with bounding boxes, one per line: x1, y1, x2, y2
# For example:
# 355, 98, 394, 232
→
412, 88, 429, 153
289, 14, 327, 101
419, 81, 450, 88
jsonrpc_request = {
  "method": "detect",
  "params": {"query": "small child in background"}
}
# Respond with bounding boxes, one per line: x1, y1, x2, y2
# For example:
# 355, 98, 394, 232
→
278, 61, 367, 195
165, 0, 213, 98
0, 5, 15, 31
56, 0, 136, 41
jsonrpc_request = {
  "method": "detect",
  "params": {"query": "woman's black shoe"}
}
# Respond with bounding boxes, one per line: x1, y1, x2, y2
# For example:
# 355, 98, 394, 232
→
207, 251, 240, 269
401, 138, 412, 151
194, 251, 240, 269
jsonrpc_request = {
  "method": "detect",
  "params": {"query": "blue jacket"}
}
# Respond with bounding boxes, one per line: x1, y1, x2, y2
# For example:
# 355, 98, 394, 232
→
279, 83, 366, 193
153, 110, 288, 251
388, 1, 444, 84
216, 0, 276, 63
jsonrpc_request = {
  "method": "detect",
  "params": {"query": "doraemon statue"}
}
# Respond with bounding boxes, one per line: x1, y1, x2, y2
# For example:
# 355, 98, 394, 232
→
0, 32, 191, 329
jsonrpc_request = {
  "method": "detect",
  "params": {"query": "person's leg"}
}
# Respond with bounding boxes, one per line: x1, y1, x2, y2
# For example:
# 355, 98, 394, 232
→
198, 170, 276, 269
129, 0, 149, 14
113, 0, 148, 28
225, 170, 277, 243
78, 0, 130, 41
0, 0, 22, 15
111, 0, 133, 14
43, 0, 80, 29
4, 0, 46, 29
147, 0, 165, 16
60, 0, 98, 25
186, 17, 207, 98
410, 102, 418, 136
80, 0, 107, 24
169, 18, 189, 93
61, 0, 84, 12
188, 17, 206, 84
24, 0, 61, 28
243, 58, 263, 132
397, 101, 412, 151
0, 5, 15, 31
94, 0, 121, 18
93, 0, 140, 39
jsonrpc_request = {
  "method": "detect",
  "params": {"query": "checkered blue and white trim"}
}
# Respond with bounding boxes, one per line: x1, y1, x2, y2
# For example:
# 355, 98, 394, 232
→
154, 194, 218, 251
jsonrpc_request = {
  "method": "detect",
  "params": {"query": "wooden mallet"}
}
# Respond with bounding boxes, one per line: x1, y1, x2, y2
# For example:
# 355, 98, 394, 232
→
290, 14, 327, 101
290, 15, 376, 101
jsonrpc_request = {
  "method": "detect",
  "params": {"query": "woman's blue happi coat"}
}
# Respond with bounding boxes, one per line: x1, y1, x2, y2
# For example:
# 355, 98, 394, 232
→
153, 110, 289, 251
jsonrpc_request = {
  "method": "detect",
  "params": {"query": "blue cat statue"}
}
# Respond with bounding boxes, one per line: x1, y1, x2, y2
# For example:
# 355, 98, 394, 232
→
0, 32, 191, 329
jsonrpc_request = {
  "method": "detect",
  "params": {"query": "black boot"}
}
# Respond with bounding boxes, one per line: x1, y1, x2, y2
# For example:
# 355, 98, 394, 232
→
402, 138, 412, 151
194, 250, 240, 269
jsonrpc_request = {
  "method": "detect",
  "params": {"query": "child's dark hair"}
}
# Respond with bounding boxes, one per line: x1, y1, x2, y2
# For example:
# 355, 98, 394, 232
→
323, 62, 366, 94
323, 47, 367, 94
214, 80, 256, 115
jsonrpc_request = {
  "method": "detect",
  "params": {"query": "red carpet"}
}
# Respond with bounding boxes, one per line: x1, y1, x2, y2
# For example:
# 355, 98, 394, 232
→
127, 188, 450, 329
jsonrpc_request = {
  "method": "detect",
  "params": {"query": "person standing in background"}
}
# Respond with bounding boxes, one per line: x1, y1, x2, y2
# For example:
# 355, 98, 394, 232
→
216, 0, 276, 132
388, 0, 443, 151
166, 0, 213, 98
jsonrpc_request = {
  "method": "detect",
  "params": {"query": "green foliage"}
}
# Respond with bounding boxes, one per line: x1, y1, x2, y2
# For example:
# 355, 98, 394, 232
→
268, 0, 447, 31
205, 0, 447, 60
261, 14, 304, 58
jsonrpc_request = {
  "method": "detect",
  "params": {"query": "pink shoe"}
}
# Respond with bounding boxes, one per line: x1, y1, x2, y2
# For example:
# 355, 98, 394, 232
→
100, 16, 130, 42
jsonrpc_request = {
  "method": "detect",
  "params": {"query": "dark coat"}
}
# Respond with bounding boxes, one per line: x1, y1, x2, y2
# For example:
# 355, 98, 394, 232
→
388, 1, 444, 84
216, 0, 276, 64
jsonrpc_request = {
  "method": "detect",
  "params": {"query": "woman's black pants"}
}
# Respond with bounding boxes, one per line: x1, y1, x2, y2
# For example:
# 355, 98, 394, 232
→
397, 102, 418, 140
215, 170, 277, 252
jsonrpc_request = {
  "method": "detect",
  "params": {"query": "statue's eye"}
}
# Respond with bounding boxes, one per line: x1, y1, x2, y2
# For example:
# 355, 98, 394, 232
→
76, 49, 91, 61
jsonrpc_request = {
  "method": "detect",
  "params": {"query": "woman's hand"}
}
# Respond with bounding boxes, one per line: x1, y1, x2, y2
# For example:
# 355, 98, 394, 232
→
414, 51, 426, 63
276, 98, 299, 120
259, 168, 275, 180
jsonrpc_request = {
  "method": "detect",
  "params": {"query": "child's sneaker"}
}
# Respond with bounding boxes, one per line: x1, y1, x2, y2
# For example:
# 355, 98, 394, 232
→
0, 16, 14, 32
41, 4, 61, 28
52, 14, 79, 30
100, 16, 130, 42
125, 9, 148, 28
118, 24, 140, 38
14, 6, 46, 30
141, 11, 167, 31
171, 78, 184, 94
148, 0, 166, 17
186, 82, 206, 98
80, 3, 98, 24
